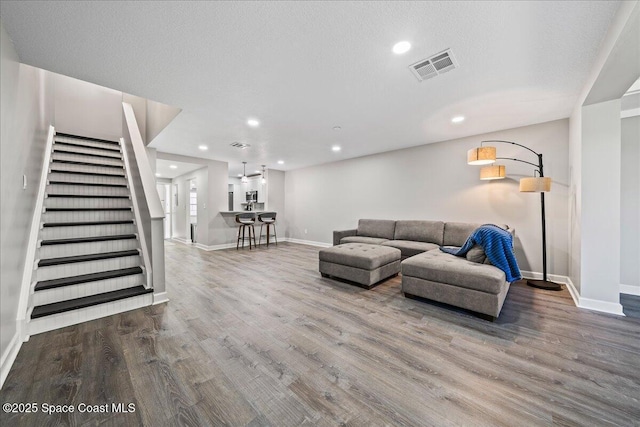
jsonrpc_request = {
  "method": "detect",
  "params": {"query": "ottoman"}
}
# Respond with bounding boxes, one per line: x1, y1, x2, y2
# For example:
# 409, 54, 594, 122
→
319, 243, 401, 288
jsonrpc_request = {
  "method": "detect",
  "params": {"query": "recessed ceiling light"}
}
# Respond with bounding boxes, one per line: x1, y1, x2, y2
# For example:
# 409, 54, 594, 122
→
332, 145, 341, 152
254, 170, 261, 173
155, 173, 161, 177
198, 145, 208, 151
247, 119, 260, 127
451, 116, 465, 123
392, 41, 411, 55
277, 160, 284, 165
169, 165, 177, 169
333, 126, 342, 131
237, 173, 243, 177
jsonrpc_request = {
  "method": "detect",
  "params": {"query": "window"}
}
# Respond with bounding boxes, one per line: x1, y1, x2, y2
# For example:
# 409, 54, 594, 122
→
190, 191, 197, 217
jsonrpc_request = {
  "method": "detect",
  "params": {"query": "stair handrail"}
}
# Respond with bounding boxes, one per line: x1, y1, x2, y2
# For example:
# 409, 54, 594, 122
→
17, 125, 56, 335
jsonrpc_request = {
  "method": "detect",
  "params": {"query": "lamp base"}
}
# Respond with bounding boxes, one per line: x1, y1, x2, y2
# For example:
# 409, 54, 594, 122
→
526, 279, 562, 291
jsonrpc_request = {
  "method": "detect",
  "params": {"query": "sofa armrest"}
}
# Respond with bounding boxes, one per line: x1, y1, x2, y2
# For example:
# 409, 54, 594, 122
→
333, 229, 357, 246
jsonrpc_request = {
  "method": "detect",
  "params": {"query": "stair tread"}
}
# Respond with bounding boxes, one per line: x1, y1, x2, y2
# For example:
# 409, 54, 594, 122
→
53, 147, 122, 160
35, 266, 143, 291
53, 140, 121, 152
47, 194, 129, 199
50, 169, 125, 177
52, 159, 123, 168
41, 234, 137, 245
48, 180, 127, 188
39, 250, 140, 267
45, 207, 132, 212
43, 220, 134, 227
31, 285, 152, 319
55, 133, 120, 145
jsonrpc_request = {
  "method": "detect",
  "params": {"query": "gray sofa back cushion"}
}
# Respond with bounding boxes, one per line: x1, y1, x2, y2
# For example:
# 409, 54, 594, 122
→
443, 222, 510, 246
357, 219, 396, 240
443, 222, 481, 247
394, 220, 444, 245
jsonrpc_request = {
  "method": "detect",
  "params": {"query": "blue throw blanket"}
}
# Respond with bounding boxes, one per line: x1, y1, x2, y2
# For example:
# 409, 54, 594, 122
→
440, 224, 522, 283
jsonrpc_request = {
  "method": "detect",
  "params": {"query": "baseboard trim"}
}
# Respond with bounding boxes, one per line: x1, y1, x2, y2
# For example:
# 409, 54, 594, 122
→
171, 237, 192, 245
519, 271, 624, 315
620, 284, 640, 296
194, 242, 237, 251
153, 291, 169, 305
0, 332, 22, 390
285, 238, 332, 248
577, 297, 625, 316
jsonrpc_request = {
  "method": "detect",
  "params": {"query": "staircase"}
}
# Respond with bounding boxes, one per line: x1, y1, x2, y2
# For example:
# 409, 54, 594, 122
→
28, 132, 153, 335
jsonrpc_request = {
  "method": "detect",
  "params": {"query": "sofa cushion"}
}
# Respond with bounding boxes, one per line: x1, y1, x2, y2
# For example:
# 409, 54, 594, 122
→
401, 250, 506, 294
393, 220, 444, 245
381, 240, 440, 258
442, 222, 482, 247
341, 236, 390, 245
320, 243, 401, 270
443, 222, 509, 247
357, 219, 396, 240
466, 245, 487, 263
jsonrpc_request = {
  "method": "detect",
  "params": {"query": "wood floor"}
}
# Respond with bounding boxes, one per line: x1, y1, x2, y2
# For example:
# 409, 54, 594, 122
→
1, 242, 639, 426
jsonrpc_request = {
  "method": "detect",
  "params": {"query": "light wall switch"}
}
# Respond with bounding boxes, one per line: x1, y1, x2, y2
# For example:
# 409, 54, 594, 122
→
23, 174, 27, 190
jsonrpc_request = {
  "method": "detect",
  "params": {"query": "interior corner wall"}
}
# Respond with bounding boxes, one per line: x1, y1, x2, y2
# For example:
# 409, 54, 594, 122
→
284, 119, 569, 277
621, 115, 640, 289
568, 106, 583, 293
0, 23, 54, 364
266, 169, 286, 236
580, 99, 621, 304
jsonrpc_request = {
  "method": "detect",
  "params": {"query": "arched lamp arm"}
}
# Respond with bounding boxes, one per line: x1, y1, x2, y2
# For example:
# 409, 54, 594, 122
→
481, 140, 540, 157
495, 157, 540, 170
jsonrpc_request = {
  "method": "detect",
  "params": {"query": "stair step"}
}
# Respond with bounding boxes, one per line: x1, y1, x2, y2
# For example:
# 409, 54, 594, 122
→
35, 266, 143, 291
53, 140, 121, 153
48, 180, 127, 188
47, 194, 129, 199
55, 132, 120, 145
52, 159, 123, 169
45, 207, 131, 212
53, 147, 122, 160
31, 285, 152, 319
45, 207, 132, 212
41, 234, 137, 246
38, 250, 140, 267
49, 169, 125, 178
43, 220, 134, 227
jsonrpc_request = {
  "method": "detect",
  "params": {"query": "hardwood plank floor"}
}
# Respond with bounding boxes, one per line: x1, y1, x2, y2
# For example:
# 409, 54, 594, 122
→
1, 242, 639, 426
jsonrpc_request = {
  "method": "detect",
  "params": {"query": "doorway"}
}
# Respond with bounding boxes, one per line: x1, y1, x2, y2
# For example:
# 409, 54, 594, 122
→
188, 179, 197, 243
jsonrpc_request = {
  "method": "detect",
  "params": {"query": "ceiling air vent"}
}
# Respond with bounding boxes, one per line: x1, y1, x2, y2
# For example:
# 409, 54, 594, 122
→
230, 142, 251, 149
409, 48, 458, 82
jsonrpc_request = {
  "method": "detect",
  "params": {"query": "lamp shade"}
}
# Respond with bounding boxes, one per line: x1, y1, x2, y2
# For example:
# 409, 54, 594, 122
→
467, 146, 496, 165
519, 177, 551, 192
480, 165, 506, 180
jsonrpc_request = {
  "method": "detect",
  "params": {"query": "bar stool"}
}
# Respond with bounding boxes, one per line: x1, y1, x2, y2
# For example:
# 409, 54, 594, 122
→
235, 212, 257, 250
258, 212, 277, 247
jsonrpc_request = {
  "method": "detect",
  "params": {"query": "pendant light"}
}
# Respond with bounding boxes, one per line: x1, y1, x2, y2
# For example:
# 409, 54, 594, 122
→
261, 165, 266, 184
241, 162, 248, 183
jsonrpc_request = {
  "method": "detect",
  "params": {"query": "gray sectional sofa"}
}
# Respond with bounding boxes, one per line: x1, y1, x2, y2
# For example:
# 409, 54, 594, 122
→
332, 219, 515, 319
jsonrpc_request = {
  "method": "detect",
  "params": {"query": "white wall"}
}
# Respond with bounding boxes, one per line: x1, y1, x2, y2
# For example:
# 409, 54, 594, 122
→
0, 23, 54, 375
621, 115, 640, 290
285, 119, 569, 276
146, 99, 181, 144
267, 169, 286, 237
580, 100, 622, 306
54, 73, 122, 141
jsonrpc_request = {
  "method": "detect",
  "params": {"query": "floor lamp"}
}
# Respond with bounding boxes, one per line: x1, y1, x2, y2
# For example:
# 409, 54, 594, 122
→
467, 140, 562, 291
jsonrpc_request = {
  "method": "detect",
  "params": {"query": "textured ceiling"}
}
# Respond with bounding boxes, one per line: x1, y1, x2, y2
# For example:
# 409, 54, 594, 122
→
0, 1, 621, 176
